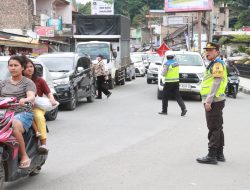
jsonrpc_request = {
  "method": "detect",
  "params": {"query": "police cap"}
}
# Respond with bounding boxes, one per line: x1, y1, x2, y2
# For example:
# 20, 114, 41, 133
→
204, 42, 220, 50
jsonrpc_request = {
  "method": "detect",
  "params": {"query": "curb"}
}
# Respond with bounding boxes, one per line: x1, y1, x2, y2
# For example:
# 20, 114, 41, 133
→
239, 86, 250, 95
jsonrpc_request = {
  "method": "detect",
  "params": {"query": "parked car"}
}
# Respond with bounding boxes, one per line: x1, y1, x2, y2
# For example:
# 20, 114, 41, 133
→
126, 59, 136, 81
227, 52, 249, 63
157, 51, 206, 100
38, 52, 95, 110
146, 53, 162, 84
0, 56, 59, 120
130, 53, 146, 77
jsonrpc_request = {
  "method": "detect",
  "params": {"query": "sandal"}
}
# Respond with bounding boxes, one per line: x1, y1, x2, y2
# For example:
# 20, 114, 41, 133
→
19, 159, 31, 169
38, 145, 49, 154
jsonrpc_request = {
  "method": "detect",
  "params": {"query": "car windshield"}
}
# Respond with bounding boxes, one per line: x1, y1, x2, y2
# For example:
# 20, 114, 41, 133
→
0, 61, 10, 80
76, 43, 110, 60
38, 57, 74, 72
131, 55, 143, 63
148, 54, 162, 63
174, 54, 203, 66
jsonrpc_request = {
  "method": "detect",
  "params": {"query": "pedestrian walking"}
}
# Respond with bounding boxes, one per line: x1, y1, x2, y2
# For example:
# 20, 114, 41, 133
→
197, 42, 228, 164
159, 54, 187, 116
92, 54, 111, 99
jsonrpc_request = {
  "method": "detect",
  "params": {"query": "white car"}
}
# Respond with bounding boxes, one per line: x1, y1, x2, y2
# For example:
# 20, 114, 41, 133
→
130, 53, 146, 77
147, 53, 162, 84
157, 51, 206, 100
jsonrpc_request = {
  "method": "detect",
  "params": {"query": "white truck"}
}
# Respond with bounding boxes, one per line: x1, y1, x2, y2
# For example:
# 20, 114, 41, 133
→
74, 15, 131, 88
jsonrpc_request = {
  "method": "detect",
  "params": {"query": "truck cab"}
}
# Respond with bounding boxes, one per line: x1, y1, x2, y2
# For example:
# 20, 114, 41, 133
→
74, 15, 130, 89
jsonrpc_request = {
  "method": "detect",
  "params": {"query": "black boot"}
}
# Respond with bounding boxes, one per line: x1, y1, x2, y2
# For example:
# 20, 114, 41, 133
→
217, 147, 226, 162
196, 148, 218, 164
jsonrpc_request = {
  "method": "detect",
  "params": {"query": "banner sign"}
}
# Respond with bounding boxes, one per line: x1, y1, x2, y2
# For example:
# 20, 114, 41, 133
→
91, 0, 114, 15
165, 0, 213, 12
35, 26, 55, 37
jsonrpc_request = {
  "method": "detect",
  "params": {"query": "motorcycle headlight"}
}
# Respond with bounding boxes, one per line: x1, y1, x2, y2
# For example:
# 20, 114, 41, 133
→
53, 77, 70, 86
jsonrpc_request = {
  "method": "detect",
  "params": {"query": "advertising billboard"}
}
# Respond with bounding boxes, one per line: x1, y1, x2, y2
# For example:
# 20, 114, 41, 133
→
165, 0, 213, 12
91, 0, 114, 15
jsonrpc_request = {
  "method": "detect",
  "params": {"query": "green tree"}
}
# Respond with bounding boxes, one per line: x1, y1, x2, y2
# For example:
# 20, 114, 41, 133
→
115, 0, 164, 27
214, 0, 250, 29
78, 2, 91, 15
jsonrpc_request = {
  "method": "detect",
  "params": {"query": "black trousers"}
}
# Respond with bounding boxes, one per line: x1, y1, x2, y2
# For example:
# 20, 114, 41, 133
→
96, 75, 110, 98
162, 82, 186, 112
205, 100, 225, 149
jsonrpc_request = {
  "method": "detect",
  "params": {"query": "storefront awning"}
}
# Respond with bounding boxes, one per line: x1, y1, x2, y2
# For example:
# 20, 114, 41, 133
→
0, 37, 39, 49
40, 38, 70, 45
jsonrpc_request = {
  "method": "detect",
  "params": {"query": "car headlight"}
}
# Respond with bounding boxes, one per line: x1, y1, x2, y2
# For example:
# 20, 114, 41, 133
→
53, 77, 70, 86
196, 73, 204, 80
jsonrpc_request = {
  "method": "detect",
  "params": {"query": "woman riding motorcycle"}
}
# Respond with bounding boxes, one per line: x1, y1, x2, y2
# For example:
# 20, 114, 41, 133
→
0, 55, 36, 168
23, 58, 57, 153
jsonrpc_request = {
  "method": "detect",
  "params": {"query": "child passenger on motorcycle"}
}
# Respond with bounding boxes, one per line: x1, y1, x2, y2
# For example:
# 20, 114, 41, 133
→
23, 58, 57, 154
0, 55, 36, 169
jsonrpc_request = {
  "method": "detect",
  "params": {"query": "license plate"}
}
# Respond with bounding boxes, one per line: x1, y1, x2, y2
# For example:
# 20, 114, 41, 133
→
0, 109, 7, 119
180, 83, 191, 90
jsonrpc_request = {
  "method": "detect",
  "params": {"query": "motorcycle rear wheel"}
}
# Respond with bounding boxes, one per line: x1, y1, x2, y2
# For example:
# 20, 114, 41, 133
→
0, 162, 4, 189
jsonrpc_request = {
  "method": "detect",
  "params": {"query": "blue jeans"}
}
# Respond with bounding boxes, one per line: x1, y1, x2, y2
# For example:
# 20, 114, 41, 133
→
14, 112, 33, 133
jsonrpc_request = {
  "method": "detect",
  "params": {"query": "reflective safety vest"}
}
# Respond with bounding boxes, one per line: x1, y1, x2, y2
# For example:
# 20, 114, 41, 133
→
165, 60, 179, 83
200, 58, 228, 99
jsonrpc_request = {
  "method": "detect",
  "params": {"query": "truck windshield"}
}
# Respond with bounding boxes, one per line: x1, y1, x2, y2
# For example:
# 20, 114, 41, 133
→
38, 57, 74, 72
77, 43, 110, 60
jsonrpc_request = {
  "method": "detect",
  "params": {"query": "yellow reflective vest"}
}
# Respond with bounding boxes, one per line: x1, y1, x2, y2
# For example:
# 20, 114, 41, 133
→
165, 60, 179, 83
200, 58, 227, 99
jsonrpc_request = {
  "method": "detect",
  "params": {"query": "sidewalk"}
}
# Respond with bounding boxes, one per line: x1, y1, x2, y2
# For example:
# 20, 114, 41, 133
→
239, 77, 250, 95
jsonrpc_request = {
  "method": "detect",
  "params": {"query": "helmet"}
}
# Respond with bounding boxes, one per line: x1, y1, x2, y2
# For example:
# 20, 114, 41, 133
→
166, 54, 174, 60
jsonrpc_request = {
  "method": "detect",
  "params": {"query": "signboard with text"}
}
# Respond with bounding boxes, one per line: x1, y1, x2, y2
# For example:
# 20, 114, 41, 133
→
35, 26, 55, 37
165, 0, 213, 12
91, 0, 114, 15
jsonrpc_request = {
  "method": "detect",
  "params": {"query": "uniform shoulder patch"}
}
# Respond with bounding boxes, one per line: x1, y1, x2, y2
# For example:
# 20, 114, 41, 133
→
212, 62, 223, 78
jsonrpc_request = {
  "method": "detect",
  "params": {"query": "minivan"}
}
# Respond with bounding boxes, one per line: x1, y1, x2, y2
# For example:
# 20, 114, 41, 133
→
38, 52, 95, 110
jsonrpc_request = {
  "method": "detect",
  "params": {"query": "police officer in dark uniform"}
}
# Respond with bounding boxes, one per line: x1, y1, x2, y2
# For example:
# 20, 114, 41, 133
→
159, 54, 187, 116
197, 42, 228, 164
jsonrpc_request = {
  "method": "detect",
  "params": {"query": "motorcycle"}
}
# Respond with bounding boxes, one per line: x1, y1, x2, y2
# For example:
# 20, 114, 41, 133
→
0, 97, 47, 189
226, 72, 240, 99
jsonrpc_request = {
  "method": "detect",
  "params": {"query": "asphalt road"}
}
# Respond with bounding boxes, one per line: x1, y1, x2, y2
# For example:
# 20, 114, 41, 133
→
4, 77, 250, 190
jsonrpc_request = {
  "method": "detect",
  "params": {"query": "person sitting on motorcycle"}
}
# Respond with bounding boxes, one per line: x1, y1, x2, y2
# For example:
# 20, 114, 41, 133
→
0, 55, 36, 169
23, 58, 57, 154
226, 60, 240, 76
226, 60, 240, 97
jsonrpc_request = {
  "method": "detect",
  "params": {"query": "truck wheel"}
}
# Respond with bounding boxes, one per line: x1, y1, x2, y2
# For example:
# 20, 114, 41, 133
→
0, 161, 4, 189
66, 89, 77, 110
132, 74, 136, 79
120, 78, 125, 85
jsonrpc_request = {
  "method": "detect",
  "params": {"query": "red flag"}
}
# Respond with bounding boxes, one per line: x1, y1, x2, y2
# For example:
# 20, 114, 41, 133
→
157, 43, 169, 57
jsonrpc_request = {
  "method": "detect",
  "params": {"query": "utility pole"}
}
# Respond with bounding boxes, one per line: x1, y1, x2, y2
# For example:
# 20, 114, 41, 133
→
198, 11, 202, 54
191, 15, 194, 49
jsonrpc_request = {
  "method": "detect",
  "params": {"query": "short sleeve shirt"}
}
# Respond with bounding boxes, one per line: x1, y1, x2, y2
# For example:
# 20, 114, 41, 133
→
211, 62, 224, 78
0, 77, 36, 113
